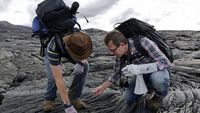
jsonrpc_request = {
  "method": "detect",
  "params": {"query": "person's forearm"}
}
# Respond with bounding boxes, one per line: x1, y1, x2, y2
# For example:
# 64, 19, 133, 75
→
101, 81, 112, 90
50, 65, 70, 104
55, 77, 70, 104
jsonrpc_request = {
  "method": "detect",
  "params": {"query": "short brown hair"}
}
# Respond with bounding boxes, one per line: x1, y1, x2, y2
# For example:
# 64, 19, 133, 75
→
104, 29, 127, 46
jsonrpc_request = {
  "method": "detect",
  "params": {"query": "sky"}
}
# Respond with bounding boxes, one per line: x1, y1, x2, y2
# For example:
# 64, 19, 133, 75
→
0, 0, 200, 31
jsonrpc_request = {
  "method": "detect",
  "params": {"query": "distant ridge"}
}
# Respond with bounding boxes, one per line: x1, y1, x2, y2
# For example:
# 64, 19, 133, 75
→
0, 21, 31, 33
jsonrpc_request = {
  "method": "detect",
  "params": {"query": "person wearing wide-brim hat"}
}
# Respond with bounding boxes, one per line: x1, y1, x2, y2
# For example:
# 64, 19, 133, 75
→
43, 31, 93, 113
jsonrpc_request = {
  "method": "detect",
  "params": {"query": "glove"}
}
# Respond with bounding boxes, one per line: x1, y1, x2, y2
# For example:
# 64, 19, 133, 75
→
71, 63, 84, 75
134, 74, 148, 94
121, 63, 158, 76
64, 104, 77, 113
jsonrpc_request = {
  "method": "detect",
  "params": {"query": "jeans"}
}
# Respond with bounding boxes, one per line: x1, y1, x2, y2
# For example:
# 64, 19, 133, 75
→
124, 69, 170, 105
43, 49, 89, 101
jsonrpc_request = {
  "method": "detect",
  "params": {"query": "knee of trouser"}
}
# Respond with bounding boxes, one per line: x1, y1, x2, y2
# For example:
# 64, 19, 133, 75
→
151, 78, 169, 96
155, 84, 169, 96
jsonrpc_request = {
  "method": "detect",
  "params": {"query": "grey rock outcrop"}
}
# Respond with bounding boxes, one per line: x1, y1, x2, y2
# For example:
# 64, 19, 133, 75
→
0, 22, 200, 113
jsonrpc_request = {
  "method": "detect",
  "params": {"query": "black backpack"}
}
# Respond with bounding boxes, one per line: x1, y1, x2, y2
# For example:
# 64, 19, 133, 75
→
32, 0, 81, 57
115, 18, 174, 63
36, 0, 80, 33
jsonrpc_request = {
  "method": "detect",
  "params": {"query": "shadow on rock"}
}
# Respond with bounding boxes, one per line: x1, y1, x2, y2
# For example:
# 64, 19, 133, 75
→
0, 94, 4, 105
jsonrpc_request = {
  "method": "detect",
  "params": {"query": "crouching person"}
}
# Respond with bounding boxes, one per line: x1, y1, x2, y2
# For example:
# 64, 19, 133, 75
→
93, 30, 171, 111
43, 32, 93, 113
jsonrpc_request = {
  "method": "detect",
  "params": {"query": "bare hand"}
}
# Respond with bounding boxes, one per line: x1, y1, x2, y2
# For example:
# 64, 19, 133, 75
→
92, 86, 105, 96
81, 59, 87, 63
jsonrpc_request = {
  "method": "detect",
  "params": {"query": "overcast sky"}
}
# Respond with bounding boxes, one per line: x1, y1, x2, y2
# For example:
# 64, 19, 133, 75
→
0, 0, 200, 31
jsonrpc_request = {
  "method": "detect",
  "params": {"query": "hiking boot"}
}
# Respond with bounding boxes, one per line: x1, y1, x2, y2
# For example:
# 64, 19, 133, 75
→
147, 95, 163, 111
139, 89, 155, 102
70, 99, 86, 110
42, 100, 55, 112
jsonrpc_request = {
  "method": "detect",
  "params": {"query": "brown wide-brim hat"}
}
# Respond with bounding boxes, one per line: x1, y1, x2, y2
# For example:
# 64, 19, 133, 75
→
63, 32, 93, 61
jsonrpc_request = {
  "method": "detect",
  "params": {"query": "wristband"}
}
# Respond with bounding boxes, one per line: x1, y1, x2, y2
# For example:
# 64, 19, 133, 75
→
64, 104, 72, 108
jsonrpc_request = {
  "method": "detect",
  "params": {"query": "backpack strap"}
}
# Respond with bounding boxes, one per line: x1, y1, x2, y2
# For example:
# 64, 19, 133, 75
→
125, 36, 149, 63
54, 33, 78, 64
55, 33, 66, 56
133, 36, 149, 57
39, 36, 46, 57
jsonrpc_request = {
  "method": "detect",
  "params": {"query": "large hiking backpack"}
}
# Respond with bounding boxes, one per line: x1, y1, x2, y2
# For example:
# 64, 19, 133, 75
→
115, 18, 174, 63
36, 0, 79, 33
32, 0, 80, 57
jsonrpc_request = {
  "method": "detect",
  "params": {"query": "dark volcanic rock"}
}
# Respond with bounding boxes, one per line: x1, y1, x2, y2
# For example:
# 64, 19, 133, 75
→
0, 22, 200, 113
